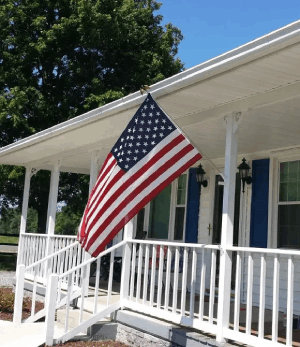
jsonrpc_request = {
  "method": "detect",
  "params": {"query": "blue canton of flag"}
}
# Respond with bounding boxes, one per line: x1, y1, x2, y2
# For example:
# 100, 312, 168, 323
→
112, 94, 175, 171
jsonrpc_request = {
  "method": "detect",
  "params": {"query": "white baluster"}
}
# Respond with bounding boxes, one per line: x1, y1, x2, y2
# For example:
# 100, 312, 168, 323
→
286, 255, 294, 346
209, 249, 217, 324
258, 253, 266, 339
246, 253, 254, 335
181, 247, 188, 316
165, 246, 172, 311
149, 245, 157, 307
172, 246, 180, 314
199, 248, 206, 320
272, 255, 280, 342
234, 251, 242, 331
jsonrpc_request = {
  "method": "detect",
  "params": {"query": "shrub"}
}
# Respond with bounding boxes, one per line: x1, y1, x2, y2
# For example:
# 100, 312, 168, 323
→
0, 287, 14, 313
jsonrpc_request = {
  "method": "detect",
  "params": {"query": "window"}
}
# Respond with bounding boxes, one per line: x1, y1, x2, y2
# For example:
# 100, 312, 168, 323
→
278, 160, 300, 248
145, 173, 188, 241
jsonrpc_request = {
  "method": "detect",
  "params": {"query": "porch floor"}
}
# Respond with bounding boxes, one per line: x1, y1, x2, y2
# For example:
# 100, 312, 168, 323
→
85, 280, 300, 346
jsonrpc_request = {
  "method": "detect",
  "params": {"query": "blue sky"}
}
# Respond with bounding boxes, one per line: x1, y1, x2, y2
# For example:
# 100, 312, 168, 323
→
158, 0, 300, 69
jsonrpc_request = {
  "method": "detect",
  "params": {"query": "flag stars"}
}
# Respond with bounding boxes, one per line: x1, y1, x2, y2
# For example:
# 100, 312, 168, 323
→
152, 134, 157, 138
149, 112, 153, 117
136, 142, 141, 146
146, 128, 151, 132
135, 149, 139, 153
144, 105, 148, 109
128, 128, 132, 133
162, 119, 166, 123
151, 141, 155, 145
168, 126, 173, 130
119, 158, 123, 162
145, 135, 149, 139
127, 150, 132, 154
137, 135, 142, 139
142, 149, 147, 153
150, 104, 155, 109
143, 142, 148, 146
153, 126, 158, 131
159, 133, 164, 137
156, 112, 160, 116
126, 158, 130, 162
140, 120, 145, 125
130, 136, 134, 140
139, 128, 143, 132
120, 138, 124, 142
134, 157, 138, 161
161, 126, 165, 130
128, 143, 133, 147
155, 119, 159, 124
148, 120, 152, 124
141, 113, 146, 117
125, 164, 129, 169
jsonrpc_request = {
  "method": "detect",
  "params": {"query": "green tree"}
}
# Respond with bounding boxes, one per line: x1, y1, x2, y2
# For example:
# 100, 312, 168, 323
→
0, 0, 184, 233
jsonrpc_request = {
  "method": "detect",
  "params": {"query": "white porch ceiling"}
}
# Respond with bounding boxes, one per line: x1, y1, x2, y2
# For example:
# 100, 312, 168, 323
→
1, 21, 300, 174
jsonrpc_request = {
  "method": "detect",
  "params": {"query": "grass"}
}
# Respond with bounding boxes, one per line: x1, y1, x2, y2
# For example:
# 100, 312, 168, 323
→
0, 253, 17, 271
0, 235, 19, 245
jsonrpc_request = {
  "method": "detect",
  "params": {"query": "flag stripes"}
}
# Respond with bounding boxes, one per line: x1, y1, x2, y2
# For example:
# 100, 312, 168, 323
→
78, 93, 202, 257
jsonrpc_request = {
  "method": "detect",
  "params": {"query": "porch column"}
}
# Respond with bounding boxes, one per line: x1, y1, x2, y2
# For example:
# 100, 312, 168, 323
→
17, 166, 32, 266
83, 150, 100, 294
216, 112, 241, 342
46, 160, 61, 236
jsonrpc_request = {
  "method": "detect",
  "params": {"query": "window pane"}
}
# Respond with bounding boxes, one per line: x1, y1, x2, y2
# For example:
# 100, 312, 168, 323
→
148, 185, 171, 239
280, 162, 289, 182
174, 207, 185, 240
287, 181, 298, 201
289, 161, 299, 181
279, 182, 288, 202
278, 204, 300, 248
177, 174, 187, 205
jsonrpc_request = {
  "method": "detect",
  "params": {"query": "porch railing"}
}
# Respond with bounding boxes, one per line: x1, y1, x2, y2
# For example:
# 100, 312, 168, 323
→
18, 233, 77, 270
124, 239, 221, 335
224, 246, 300, 347
14, 233, 300, 347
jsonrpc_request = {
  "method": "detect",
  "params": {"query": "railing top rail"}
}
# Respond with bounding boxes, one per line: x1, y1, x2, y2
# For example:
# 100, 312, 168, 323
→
227, 245, 300, 257
21, 233, 77, 239
21, 233, 48, 237
130, 239, 221, 250
26, 241, 80, 271
58, 240, 126, 279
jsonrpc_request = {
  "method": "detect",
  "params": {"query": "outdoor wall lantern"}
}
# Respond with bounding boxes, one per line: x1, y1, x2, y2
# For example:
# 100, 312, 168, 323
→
237, 158, 252, 193
196, 164, 208, 188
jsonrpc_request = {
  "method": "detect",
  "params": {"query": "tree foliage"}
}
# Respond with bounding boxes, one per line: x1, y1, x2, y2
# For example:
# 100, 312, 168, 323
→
0, 0, 184, 232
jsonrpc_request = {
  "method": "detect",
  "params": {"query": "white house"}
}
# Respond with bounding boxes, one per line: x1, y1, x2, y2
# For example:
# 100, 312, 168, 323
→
1, 20, 300, 347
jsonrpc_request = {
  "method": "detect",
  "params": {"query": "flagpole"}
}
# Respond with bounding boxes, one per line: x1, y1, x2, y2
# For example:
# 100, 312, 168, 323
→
150, 92, 224, 178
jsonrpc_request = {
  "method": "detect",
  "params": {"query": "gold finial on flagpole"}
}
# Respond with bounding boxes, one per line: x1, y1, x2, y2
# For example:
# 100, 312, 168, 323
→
140, 85, 150, 95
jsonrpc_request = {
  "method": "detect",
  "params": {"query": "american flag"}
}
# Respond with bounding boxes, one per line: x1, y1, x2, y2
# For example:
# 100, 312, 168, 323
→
78, 93, 202, 257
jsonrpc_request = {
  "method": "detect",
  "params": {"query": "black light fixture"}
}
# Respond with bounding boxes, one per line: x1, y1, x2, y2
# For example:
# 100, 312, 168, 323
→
237, 158, 252, 193
196, 164, 208, 188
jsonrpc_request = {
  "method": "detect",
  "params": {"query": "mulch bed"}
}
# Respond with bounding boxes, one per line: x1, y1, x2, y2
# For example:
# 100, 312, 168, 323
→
0, 287, 44, 321
43, 342, 129, 347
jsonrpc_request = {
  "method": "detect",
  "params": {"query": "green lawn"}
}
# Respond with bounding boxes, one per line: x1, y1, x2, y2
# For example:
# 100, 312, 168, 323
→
0, 236, 19, 245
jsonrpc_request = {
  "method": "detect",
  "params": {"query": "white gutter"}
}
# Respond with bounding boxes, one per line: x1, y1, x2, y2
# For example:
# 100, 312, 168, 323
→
0, 20, 300, 158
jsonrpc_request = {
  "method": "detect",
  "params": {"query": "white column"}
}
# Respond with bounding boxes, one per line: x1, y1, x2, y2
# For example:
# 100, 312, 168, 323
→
20, 167, 32, 234
17, 167, 33, 266
216, 112, 241, 342
83, 151, 100, 294
89, 150, 99, 194
120, 220, 134, 305
46, 160, 61, 235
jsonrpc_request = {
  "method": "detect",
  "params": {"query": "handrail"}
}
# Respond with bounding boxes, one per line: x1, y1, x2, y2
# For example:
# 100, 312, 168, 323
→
131, 239, 221, 250
21, 233, 77, 239
227, 245, 300, 256
26, 241, 80, 271
59, 240, 126, 279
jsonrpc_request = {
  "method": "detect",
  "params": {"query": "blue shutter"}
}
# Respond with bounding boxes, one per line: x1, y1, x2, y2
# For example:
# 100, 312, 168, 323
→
250, 159, 270, 248
185, 168, 200, 243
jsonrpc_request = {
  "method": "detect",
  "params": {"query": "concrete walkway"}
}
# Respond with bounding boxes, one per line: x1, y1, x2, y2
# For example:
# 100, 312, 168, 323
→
0, 320, 46, 347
